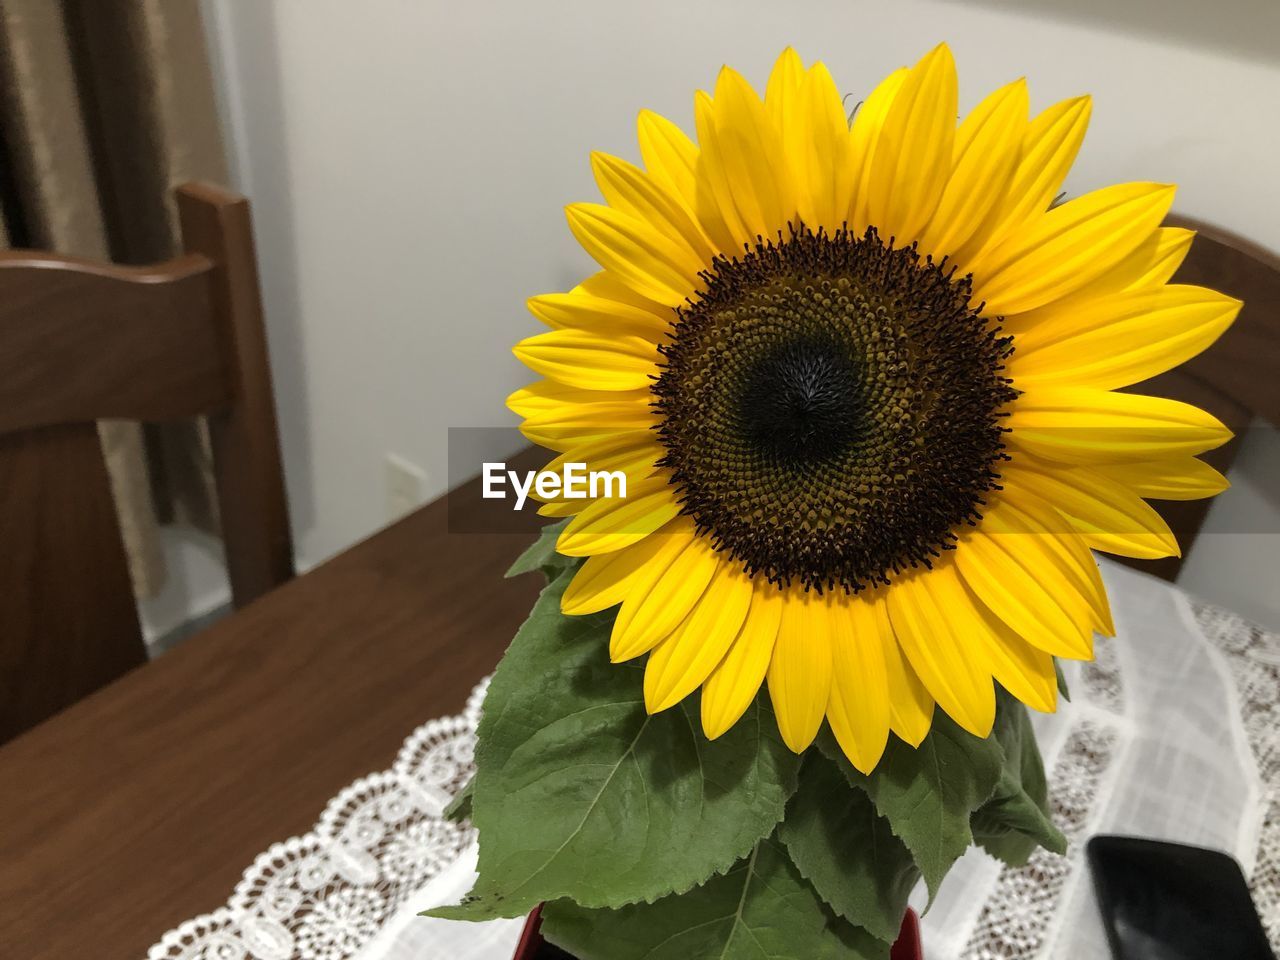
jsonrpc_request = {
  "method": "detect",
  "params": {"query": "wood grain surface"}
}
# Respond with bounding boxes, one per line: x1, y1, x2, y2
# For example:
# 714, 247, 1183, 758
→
0, 472, 543, 959
0, 423, 147, 745
0, 183, 295, 742
0, 251, 224, 433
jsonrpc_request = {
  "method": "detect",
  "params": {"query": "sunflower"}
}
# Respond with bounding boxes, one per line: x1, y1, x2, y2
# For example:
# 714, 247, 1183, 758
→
507, 44, 1239, 773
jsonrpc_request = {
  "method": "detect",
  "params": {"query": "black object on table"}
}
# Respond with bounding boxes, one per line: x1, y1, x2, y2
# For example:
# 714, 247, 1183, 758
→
1088, 835, 1275, 960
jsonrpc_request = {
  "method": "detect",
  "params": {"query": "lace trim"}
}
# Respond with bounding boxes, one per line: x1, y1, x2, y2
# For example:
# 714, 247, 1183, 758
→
1079, 634, 1125, 716
1191, 602, 1280, 945
961, 720, 1122, 960
146, 682, 487, 960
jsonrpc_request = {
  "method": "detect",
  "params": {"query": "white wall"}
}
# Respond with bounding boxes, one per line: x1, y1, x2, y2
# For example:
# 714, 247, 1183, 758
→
153, 0, 1279, 636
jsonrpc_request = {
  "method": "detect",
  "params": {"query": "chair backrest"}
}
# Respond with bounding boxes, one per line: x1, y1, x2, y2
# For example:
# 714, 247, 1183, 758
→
0, 182, 293, 742
1122, 215, 1280, 581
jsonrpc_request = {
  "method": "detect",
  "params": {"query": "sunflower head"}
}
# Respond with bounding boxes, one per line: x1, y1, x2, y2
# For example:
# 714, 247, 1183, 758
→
509, 44, 1240, 773
654, 224, 1018, 594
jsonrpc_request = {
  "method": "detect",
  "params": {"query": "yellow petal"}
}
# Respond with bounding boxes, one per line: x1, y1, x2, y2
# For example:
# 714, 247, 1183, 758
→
974, 182, 1176, 316
528, 281, 673, 341
793, 62, 855, 232
558, 476, 681, 556
1117, 227, 1197, 290
904, 522, 1064, 714
765, 50, 815, 229
637, 110, 700, 213
644, 562, 754, 712
767, 589, 833, 752
1008, 285, 1240, 390
537, 498, 585, 519
591, 152, 715, 263
863, 43, 957, 244
765, 47, 806, 129
826, 593, 892, 774
886, 564, 996, 738
918, 77, 1028, 260
562, 528, 688, 614
960, 95, 1091, 262
702, 583, 785, 739
1094, 456, 1230, 501
848, 67, 909, 233
854, 589, 936, 746
1005, 462, 1181, 559
507, 379, 644, 419
566, 203, 700, 306
961, 585, 1060, 713
518, 394, 654, 451
578, 269, 673, 313
541, 433, 662, 479
1007, 227, 1194, 321
880, 622, 935, 747
611, 535, 719, 661
997, 481, 1115, 635
1007, 386, 1231, 464
535, 435, 663, 506
710, 66, 795, 242
954, 519, 1094, 659
694, 89, 753, 254
514, 328, 660, 392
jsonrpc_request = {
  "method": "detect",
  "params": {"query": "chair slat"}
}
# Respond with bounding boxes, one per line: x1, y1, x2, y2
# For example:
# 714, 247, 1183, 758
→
0, 253, 229, 433
0, 423, 146, 741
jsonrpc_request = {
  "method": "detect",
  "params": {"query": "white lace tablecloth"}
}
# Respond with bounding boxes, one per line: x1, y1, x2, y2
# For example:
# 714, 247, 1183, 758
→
147, 560, 1280, 960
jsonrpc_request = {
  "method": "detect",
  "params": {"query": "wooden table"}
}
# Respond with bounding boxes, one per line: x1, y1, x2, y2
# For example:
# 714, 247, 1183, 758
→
0, 473, 543, 959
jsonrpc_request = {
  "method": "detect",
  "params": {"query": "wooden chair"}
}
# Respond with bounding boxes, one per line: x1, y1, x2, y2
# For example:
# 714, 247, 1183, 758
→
1122, 216, 1280, 581
0, 182, 293, 743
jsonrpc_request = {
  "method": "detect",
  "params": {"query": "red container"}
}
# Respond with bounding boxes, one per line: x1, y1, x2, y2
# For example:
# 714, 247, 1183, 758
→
892, 908, 923, 960
513, 904, 924, 959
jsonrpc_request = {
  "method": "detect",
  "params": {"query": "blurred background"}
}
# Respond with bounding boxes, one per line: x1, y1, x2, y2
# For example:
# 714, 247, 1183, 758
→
11, 0, 1276, 644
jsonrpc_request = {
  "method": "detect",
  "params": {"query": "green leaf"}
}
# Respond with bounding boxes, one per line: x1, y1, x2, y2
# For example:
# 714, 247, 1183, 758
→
540, 835, 889, 960
505, 519, 574, 580
1055, 659, 1072, 702
778, 753, 919, 942
818, 711, 1003, 900
971, 691, 1066, 866
428, 573, 800, 921
443, 776, 473, 824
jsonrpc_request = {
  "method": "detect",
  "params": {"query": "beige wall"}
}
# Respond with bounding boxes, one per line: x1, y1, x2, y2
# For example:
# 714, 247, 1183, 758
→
146, 0, 1280, 636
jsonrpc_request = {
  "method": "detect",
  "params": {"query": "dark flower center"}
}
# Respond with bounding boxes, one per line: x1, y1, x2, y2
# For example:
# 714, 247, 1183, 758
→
740, 335, 868, 464
652, 226, 1016, 593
